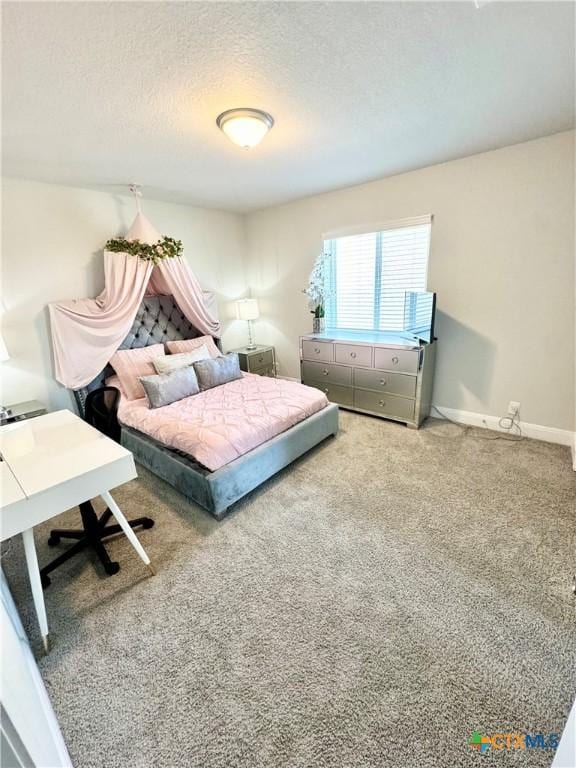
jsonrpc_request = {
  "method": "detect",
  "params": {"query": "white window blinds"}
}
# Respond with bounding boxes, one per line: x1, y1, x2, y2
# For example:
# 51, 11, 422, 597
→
324, 217, 431, 333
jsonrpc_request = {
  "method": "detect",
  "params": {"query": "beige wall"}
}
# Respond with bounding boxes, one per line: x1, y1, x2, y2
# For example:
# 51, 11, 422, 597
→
1, 179, 248, 411
245, 131, 575, 431
2, 133, 574, 433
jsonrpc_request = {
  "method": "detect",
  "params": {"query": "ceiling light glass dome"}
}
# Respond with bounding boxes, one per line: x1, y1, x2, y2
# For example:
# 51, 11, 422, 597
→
216, 108, 274, 149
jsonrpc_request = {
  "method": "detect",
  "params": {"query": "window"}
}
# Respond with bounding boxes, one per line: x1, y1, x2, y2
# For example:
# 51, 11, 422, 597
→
323, 216, 431, 333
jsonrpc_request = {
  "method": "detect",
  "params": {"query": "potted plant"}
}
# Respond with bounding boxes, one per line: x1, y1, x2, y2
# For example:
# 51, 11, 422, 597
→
303, 252, 330, 334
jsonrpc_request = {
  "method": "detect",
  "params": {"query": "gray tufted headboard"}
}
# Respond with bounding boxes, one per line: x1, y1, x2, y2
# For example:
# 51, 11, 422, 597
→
73, 295, 219, 416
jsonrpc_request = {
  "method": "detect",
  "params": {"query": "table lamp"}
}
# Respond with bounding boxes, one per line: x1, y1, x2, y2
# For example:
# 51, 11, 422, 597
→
236, 299, 259, 350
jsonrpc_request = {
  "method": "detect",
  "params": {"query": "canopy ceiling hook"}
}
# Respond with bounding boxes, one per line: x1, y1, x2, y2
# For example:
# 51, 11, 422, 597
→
129, 183, 143, 215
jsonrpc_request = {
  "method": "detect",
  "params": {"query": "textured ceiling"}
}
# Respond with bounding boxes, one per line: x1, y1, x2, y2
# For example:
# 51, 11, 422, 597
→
3, 1, 574, 213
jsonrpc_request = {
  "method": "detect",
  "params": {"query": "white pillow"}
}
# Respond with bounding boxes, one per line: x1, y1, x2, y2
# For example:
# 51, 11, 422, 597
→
153, 345, 211, 374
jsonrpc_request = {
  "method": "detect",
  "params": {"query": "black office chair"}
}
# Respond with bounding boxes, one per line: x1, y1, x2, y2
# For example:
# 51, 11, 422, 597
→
85, 386, 122, 442
40, 387, 154, 588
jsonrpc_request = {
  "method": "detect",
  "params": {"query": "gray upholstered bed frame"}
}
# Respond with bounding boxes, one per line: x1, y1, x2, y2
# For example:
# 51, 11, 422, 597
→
73, 296, 339, 519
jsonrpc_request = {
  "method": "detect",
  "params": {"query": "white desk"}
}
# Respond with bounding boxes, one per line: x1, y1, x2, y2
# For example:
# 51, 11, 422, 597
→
552, 696, 576, 767
0, 409, 153, 652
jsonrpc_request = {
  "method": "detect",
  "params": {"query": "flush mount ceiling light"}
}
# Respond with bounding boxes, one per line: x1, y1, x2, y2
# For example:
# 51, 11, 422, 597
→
216, 108, 274, 149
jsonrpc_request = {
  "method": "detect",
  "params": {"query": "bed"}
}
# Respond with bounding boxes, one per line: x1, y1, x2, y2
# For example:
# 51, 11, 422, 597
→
73, 295, 339, 519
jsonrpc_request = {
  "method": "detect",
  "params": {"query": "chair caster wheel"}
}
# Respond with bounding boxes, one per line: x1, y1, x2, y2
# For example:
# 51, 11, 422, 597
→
104, 561, 120, 576
41, 573, 51, 589
47, 534, 60, 547
141, 518, 154, 529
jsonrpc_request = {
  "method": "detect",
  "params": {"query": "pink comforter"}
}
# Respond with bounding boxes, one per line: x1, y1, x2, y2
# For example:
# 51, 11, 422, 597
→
118, 373, 328, 471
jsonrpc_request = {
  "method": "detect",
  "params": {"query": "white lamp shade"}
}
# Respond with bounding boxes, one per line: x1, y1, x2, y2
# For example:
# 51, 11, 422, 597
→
0, 333, 9, 363
236, 299, 260, 321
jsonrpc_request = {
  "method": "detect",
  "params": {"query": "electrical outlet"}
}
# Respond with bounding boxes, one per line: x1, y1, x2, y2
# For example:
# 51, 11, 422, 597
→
508, 401, 520, 417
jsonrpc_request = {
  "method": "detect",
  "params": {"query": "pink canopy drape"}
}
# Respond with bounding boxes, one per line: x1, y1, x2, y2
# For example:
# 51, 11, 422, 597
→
49, 214, 221, 389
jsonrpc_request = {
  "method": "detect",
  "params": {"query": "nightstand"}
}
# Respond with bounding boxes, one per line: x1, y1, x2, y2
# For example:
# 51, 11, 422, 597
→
230, 345, 276, 377
0, 400, 46, 426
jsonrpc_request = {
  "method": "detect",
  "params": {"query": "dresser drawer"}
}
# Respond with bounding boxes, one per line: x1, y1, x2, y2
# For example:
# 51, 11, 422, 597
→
305, 380, 353, 407
247, 349, 273, 371
301, 361, 352, 386
354, 389, 415, 421
373, 348, 419, 374
354, 368, 417, 398
334, 343, 372, 368
251, 364, 275, 377
302, 340, 334, 363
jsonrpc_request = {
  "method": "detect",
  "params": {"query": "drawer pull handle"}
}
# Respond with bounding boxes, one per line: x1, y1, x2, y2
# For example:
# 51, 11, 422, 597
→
380, 378, 387, 385
322, 369, 329, 376
378, 400, 386, 407
323, 388, 329, 393
315, 348, 321, 354
392, 356, 399, 365
258, 357, 264, 363
350, 352, 357, 358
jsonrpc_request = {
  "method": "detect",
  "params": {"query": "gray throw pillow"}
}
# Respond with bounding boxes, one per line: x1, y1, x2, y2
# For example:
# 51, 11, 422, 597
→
193, 352, 242, 391
139, 366, 199, 409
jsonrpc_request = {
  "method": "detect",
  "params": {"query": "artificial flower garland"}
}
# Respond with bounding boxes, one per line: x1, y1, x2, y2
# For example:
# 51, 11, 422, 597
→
105, 235, 183, 264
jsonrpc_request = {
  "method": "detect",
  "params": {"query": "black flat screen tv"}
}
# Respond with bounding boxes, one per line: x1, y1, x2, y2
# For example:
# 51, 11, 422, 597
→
403, 291, 436, 344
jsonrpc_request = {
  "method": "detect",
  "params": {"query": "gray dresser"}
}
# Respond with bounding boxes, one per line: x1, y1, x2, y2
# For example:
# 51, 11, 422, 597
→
300, 332, 436, 428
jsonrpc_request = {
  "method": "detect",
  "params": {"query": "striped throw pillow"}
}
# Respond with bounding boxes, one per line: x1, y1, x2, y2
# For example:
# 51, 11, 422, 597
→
165, 335, 221, 359
110, 344, 166, 401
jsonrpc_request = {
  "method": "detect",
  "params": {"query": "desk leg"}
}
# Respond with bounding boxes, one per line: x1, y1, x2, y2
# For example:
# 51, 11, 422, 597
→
100, 491, 155, 575
21, 529, 50, 653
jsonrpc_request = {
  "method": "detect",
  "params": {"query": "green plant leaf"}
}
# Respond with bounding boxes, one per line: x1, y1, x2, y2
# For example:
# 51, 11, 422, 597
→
105, 236, 183, 263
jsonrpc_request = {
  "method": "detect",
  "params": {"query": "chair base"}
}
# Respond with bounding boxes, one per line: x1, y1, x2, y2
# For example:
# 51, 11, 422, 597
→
40, 500, 154, 588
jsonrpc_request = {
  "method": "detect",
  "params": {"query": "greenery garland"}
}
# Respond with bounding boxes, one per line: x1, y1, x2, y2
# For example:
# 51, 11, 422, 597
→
105, 235, 183, 264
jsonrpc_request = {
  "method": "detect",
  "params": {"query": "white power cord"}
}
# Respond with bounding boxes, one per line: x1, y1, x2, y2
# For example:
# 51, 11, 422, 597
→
431, 405, 523, 442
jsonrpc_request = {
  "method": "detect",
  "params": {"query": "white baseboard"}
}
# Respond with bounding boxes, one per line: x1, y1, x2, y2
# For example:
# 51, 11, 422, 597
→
433, 405, 575, 450
281, 380, 576, 468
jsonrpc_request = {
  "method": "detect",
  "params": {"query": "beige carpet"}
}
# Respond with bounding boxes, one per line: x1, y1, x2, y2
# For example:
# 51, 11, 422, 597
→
2, 412, 576, 768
